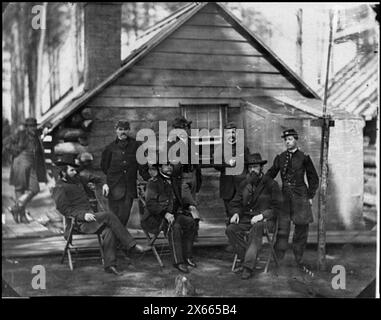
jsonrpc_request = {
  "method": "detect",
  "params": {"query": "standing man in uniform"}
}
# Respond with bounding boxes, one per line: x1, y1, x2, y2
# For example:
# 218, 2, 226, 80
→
168, 116, 202, 237
214, 122, 249, 224
5, 118, 49, 223
266, 128, 319, 269
142, 160, 197, 274
101, 120, 150, 226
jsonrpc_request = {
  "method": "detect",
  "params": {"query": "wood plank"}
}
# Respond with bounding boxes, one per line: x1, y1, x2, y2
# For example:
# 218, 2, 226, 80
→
185, 13, 231, 27
101, 85, 297, 99
155, 38, 262, 56
170, 25, 247, 42
115, 68, 295, 88
136, 52, 279, 73
87, 97, 242, 108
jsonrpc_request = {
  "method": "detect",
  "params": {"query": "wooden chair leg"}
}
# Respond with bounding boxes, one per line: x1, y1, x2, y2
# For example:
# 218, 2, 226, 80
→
232, 254, 238, 272
61, 224, 74, 265
61, 241, 69, 264
263, 226, 279, 273
151, 245, 164, 267
67, 247, 74, 271
97, 234, 105, 266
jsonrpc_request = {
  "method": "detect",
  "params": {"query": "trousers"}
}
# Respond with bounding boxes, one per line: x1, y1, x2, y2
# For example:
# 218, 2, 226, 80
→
226, 220, 274, 271
79, 211, 137, 268
166, 214, 196, 265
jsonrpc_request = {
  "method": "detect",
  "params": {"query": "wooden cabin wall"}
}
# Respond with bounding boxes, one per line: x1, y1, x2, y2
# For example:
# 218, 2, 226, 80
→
242, 102, 365, 231
87, 5, 301, 110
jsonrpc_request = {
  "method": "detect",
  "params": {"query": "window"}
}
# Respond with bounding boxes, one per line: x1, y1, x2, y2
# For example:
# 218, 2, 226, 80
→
180, 104, 228, 164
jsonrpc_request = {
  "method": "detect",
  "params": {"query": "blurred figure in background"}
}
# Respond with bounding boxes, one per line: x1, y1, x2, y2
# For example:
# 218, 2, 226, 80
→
4, 118, 48, 223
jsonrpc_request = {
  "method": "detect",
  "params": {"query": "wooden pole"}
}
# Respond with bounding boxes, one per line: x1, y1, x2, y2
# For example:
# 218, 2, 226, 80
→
317, 9, 336, 271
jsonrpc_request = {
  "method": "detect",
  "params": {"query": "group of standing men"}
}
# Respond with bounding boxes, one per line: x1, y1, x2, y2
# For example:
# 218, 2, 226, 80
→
5, 116, 319, 278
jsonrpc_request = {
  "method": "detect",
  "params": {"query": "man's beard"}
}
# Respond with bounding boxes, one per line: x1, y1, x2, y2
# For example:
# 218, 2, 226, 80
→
247, 170, 263, 185
65, 175, 80, 184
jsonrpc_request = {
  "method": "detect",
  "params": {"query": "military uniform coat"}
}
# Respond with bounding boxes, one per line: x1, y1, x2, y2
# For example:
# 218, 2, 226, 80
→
141, 175, 183, 233
214, 146, 250, 200
100, 137, 150, 200
266, 149, 319, 225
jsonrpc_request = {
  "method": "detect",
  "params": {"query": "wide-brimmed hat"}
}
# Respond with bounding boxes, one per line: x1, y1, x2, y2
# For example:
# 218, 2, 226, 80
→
246, 153, 267, 165
54, 154, 79, 167
281, 128, 298, 139
172, 116, 192, 129
24, 117, 38, 126
115, 120, 130, 130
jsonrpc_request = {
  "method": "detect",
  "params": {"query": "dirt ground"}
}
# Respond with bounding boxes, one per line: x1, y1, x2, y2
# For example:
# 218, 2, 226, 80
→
2, 244, 376, 298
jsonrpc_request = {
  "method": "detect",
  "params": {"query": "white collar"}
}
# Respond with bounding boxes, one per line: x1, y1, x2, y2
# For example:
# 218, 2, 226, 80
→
288, 148, 298, 154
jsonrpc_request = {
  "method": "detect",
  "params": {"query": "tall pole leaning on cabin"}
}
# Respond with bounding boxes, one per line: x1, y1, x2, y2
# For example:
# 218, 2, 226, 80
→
317, 8, 336, 271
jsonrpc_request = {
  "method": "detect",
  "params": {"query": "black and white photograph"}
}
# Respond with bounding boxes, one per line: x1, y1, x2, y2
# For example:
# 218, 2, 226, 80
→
2, 1, 379, 302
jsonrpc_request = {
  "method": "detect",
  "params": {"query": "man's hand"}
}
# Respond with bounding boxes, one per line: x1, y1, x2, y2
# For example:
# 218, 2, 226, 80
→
84, 213, 96, 222
165, 212, 175, 224
102, 184, 109, 197
251, 214, 264, 225
228, 159, 236, 167
309, 199, 313, 205
230, 213, 239, 224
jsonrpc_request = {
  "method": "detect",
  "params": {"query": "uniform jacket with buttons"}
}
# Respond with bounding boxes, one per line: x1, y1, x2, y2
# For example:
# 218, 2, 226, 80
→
266, 149, 319, 224
52, 174, 102, 222
167, 137, 202, 193
229, 174, 282, 223
142, 174, 183, 223
214, 145, 250, 200
100, 137, 150, 199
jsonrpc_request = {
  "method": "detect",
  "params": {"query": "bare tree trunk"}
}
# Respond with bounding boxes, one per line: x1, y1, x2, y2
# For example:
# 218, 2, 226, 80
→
10, 5, 26, 126
133, 2, 139, 37
296, 8, 303, 78
35, 2, 47, 119
75, 3, 84, 83
70, 3, 79, 88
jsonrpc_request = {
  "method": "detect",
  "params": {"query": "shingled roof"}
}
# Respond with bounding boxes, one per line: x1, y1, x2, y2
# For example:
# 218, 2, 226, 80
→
317, 53, 378, 120
39, 2, 324, 130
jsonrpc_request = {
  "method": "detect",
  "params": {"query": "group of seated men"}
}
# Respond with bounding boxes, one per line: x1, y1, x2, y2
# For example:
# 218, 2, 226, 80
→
51, 118, 319, 280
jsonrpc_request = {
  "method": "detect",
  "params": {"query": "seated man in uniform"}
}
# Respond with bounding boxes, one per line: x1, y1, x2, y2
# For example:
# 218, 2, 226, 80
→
52, 155, 150, 276
226, 153, 282, 279
141, 160, 197, 274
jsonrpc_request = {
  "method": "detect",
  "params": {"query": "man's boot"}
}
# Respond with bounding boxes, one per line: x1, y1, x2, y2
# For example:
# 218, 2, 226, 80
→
241, 267, 253, 280
19, 209, 31, 224
7, 204, 21, 224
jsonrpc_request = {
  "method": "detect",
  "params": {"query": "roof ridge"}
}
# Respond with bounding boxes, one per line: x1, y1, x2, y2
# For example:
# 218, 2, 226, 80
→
136, 2, 198, 40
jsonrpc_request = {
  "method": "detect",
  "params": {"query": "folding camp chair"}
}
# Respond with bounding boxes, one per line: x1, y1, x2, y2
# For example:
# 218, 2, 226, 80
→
137, 181, 166, 268
231, 218, 279, 273
61, 215, 105, 271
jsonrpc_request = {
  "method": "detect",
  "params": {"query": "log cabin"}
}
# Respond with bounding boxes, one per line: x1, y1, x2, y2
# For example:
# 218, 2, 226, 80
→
38, 2, 367, 238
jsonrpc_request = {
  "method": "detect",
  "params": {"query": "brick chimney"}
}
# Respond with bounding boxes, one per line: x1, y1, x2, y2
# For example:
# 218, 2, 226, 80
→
84, 2, 121, 90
